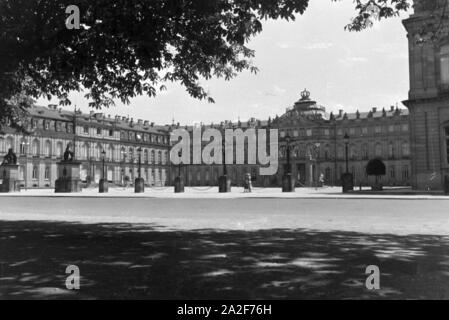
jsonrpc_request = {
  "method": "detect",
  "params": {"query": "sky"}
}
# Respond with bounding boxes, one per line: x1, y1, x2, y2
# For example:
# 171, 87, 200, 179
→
37, 1, 411, 126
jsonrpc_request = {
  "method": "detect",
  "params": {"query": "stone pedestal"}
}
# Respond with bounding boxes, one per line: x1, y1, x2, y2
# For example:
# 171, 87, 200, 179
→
0, 164, 20, 193
55, 161, 81, 193
174, 176, 185, 193
135, 177, 145, 193
99, 178, 109, 193
282, 173, 295, 193
218, 175, 231, 193
341, 173, 354, 193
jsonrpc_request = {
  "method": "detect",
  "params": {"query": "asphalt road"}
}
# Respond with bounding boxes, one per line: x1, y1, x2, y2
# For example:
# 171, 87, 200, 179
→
0, 197, 448, 235
1, 197, 449, 299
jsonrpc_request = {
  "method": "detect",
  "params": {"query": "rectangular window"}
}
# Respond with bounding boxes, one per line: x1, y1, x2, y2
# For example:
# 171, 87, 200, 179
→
362, 127, 368, 135
402, 124, 409, 132
349, 128, 355, 135
388, 125, 394, 132
84, 126, 89, 134
44, 167, 50, 180
109, 129, 114, 137
324, 129, 330, 136
375, 126, 381, 134
306, 129, 312, 137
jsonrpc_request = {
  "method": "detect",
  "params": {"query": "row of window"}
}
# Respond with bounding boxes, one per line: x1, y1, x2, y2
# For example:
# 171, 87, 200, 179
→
279, 142, 410, 160
0, 137, 170, 164
83, 126, 169, 145
279, 124, 409, 139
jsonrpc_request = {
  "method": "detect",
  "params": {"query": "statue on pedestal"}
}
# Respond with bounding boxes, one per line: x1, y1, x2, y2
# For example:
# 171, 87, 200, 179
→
1, 149, 17, 165
63, 143, 75, 162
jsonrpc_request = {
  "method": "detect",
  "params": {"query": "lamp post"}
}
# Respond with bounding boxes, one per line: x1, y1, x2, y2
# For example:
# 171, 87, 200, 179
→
99, 150, 108, 193
21, 140, 30, 190
344, 133, 349, 173
308, 143, 321, 187
218, 137, 231, 193
282, 134, 295, 192
174, 150, 185, 193
121, 151, 127, 188
341, 133, 353, 193
135, 147, 145, 193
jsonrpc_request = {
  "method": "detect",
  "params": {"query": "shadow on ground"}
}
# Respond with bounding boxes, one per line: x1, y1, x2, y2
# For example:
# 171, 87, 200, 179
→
0, 220, 448, 299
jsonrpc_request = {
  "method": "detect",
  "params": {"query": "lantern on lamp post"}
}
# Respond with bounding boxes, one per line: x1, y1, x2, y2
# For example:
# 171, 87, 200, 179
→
341, 133, 354, 193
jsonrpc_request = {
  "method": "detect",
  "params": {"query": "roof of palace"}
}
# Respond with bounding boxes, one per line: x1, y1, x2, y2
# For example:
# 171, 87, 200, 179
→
29, 89, 409, 134
30, 105, 170, 134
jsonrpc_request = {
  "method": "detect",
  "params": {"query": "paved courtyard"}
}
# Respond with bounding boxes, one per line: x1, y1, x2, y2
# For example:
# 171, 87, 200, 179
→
0, 193, 449, 299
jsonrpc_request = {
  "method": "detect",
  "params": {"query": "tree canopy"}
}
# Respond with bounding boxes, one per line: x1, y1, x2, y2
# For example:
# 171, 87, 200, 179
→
366, 158, 386, 177
0, 0, 413, 130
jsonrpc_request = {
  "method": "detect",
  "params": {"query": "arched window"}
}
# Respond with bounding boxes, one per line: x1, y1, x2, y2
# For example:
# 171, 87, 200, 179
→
120, 147, 126, 161
324, 145, 330, 160
44, 140, 51, 157
32, 139, 40, 156
19, 138, 27, 155
349, 144, 357, 160
362, 144, 369, 160
108, 145, 114, 161
375, 143, 383, 158
128, 147, 133, 161
44, 166, 50, 180
388, 142, 395, 159
151, 150, 155, 163
144, 149, 149, 163
56, 142, 63, 158
6, 136, 14, 151
337, 145, 344, 159
402, 141, 410, 158
32, 165, 38, 180
440, 44, 449, 84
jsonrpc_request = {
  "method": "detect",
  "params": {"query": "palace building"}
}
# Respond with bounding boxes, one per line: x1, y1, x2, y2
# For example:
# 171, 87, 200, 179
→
0, 93, 412, 190
0, 105, 172, 189
176, 90, 411, 188
0, 86, 414, 190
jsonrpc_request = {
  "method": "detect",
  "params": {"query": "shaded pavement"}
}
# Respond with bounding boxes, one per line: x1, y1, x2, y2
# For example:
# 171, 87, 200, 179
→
1, 221, 448, 299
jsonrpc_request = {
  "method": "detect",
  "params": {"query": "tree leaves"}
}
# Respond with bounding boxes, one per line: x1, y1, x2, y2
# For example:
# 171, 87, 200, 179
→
0, 0, 413, 129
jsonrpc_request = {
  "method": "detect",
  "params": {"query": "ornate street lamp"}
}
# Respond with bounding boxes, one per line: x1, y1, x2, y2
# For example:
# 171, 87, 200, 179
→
137, 147, 142, 179
344, 133, 350, 173
99, 149, 108, 193
21, 140, 30, 190
135, 147, 144, 193
341, 132, 353, 193
218, 137, 231, 193
282, 134, 295, 192
174, 149, 185, 193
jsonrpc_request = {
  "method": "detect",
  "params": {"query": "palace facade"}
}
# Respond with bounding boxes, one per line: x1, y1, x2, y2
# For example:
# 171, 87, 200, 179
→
0, 93, 412, 189
176, 91, 411, 188
0, 105, 172, 189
